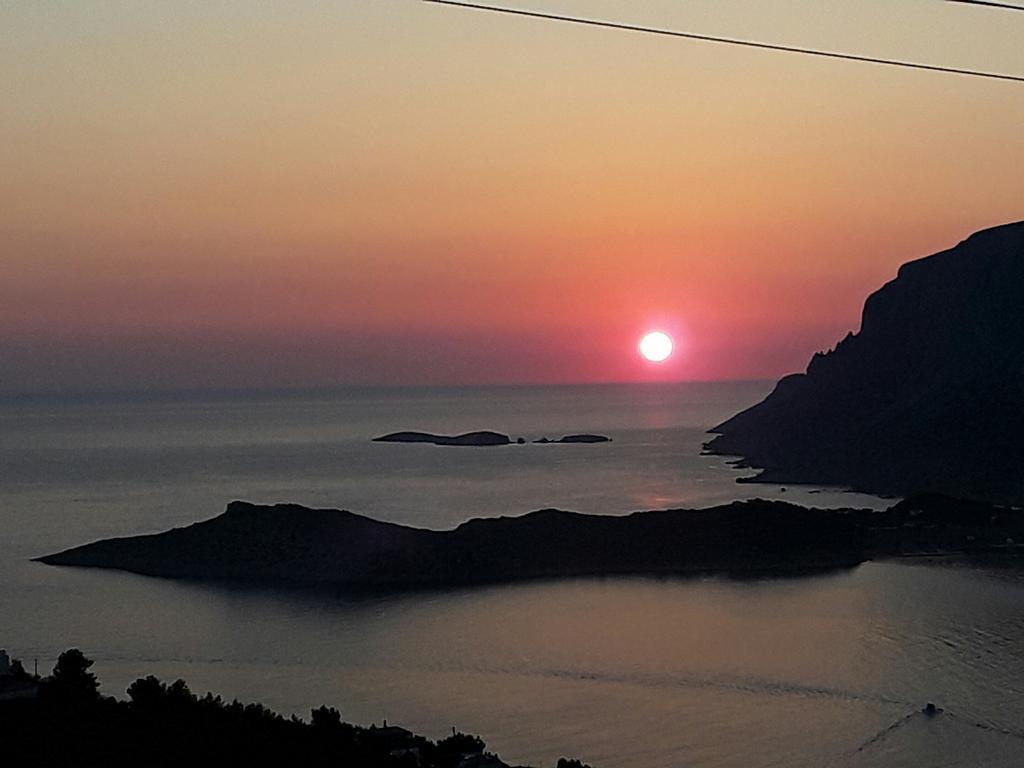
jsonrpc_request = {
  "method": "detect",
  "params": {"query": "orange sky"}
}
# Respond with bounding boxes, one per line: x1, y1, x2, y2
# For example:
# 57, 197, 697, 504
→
2, 1, 1022, 393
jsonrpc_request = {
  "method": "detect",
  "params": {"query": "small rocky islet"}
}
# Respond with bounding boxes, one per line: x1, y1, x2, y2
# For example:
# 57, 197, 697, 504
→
373, 431, 610, 446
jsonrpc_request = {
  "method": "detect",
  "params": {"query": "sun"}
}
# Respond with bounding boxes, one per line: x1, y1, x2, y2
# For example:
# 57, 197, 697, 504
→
639, 331, 673, 362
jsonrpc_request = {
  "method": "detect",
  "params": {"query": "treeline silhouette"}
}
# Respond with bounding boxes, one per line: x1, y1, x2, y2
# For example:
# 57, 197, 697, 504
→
0, 649, 592, 768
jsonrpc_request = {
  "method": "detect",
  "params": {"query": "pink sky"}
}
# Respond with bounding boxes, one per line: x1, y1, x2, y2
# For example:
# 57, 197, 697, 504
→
2, 2, 1021, 393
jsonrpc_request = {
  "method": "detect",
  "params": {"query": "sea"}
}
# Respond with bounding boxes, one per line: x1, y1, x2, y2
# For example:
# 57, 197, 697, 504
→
3, 381, 1023, 767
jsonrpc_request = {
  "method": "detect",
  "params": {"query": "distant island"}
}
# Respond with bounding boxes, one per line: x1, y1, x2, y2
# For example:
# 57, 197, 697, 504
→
373, 432, 611, 447
1, 648, 590, 768
37, 495, 1024, 589
705, 221, 1024, 503
374, 431, 514, 447
534, 435, 611, 444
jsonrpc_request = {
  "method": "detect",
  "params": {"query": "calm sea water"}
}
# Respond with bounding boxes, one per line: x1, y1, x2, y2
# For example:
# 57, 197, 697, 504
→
2, 382, 1022, 767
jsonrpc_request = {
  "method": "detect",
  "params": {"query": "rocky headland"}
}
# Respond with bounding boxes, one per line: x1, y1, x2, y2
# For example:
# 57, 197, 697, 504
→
705, 221, 1024, 503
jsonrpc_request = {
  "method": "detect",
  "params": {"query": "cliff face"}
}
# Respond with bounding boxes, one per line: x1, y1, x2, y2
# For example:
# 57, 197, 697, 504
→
705, 221, 1024, 502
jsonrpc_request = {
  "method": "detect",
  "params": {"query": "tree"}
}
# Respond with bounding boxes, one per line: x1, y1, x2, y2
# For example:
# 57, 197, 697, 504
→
310, 705, 342, 730
50, 648, 99, 699
127, 675, 166, 708
10, 658, 27, 679
165, 678, 194, 707
436, 731, 486, 765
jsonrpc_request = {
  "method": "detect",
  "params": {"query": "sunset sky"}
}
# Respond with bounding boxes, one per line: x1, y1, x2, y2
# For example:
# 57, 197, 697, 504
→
3, 0, 1022, 393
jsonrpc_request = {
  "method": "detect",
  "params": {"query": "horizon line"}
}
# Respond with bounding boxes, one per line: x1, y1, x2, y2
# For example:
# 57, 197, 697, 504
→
0, 378, 779, 403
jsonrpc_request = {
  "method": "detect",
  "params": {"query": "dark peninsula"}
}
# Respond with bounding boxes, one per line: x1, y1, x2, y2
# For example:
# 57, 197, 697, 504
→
37, 495, 1024, 589
705, 221, 1024, 503
374, 431, 513, 447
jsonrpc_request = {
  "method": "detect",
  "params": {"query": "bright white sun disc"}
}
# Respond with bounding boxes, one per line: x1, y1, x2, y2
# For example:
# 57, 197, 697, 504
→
639, 331, 673, 362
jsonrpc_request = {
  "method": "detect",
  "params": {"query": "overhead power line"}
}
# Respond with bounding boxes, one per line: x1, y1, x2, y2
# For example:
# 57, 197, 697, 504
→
422, 0, 1024, 84
947, 0, 1024, 12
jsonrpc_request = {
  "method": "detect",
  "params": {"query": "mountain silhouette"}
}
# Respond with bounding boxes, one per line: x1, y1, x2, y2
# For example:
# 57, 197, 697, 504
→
705, 221, 1024, 502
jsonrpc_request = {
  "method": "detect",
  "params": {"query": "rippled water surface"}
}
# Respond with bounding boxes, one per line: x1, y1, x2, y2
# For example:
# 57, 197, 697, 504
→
2, 383, 1020, 766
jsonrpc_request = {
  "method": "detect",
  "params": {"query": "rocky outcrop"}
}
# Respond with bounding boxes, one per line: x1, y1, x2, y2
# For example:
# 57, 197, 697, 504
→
374, 432, 612, 447
705, 222, 1024, 503
374, 431, 512, 446
534, 434, 611, 444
